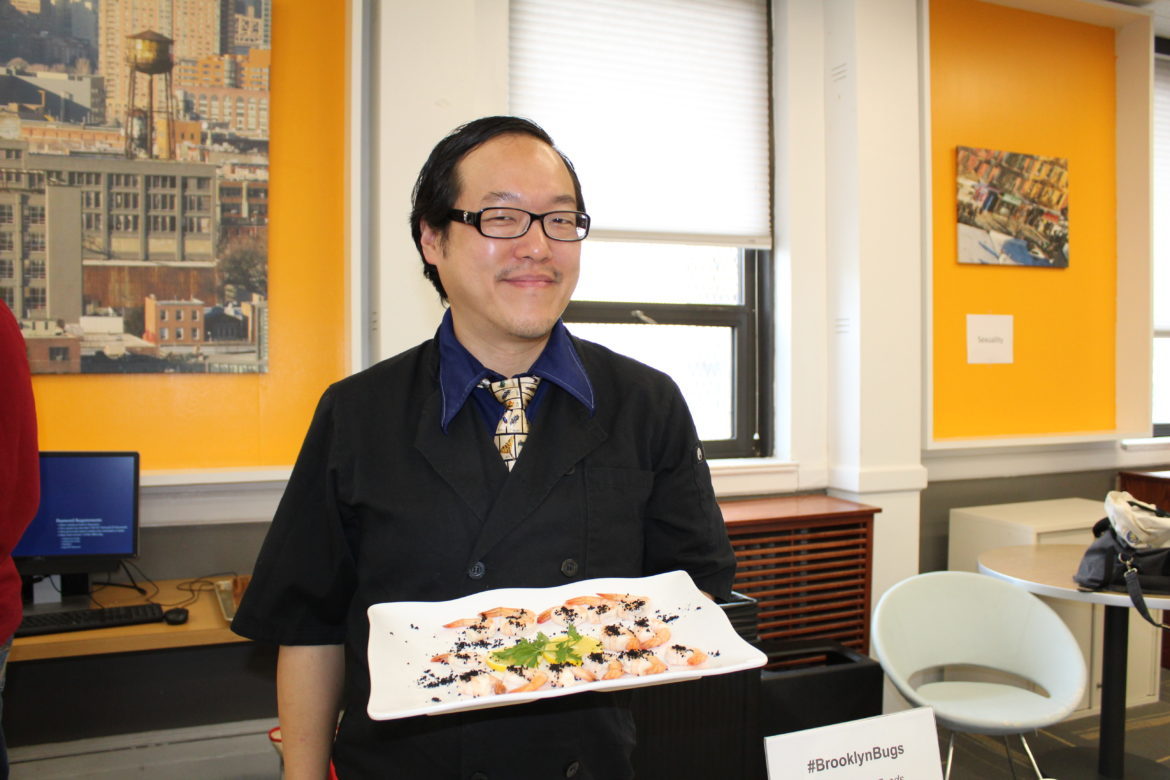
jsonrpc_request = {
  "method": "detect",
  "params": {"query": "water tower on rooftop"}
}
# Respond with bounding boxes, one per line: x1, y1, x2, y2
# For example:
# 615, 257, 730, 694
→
124, 30, 178, 160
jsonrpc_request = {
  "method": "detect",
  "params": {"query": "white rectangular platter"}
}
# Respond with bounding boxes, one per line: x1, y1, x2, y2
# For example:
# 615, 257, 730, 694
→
367, 570, 767, 720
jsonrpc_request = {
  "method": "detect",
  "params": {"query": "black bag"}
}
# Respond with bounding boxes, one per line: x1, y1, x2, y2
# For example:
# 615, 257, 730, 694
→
1074, 517, 1170, 630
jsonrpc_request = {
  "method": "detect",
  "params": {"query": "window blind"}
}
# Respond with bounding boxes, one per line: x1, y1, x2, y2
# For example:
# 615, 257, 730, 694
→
509, 0, 771, 245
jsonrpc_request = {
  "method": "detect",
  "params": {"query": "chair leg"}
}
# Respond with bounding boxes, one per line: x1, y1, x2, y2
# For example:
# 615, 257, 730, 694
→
944, 731, 955, 780
1018, 733, 1046, 780
1001, 735, 1018, 780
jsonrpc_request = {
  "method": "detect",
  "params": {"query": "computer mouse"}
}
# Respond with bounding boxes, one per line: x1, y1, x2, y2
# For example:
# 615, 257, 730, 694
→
164, 607, 189, 625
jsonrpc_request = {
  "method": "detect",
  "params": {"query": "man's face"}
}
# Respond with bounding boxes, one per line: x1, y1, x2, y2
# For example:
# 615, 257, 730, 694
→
420, 133, 582, 351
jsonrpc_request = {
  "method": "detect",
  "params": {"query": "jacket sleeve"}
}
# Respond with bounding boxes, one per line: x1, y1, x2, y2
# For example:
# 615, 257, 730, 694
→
232, 387, 358, 645
0, 302, 38, 559
641, 381, 736, 601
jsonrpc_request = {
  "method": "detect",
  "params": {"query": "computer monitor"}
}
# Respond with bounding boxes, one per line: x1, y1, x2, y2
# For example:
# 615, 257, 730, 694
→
14, 451, 140, 600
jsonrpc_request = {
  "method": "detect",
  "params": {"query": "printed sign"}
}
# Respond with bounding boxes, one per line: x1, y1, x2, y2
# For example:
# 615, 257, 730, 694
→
764, 706, 942, 780
966, 313, 1013, 364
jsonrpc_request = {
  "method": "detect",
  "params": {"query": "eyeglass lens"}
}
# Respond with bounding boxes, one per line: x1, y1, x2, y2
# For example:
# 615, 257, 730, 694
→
479, 208, 588, 241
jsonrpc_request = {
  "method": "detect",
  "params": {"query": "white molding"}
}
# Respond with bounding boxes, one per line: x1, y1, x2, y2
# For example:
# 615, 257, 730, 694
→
827, 463, 930, 495
923, 439, 1170, 482
346, 0, 374, 374
710, 458, 801, 497
138, 480, 285, 527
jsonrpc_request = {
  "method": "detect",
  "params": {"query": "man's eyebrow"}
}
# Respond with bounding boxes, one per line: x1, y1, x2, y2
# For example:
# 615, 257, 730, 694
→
479, 191, 579, 208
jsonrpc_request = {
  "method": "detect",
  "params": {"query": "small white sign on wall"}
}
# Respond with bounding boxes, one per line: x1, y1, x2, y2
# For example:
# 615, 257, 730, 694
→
967, 313, 1014, 364
764, 706, 943, 780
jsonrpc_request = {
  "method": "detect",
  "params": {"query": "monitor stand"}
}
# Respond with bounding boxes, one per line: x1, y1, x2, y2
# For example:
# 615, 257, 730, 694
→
21, 574, 93, 613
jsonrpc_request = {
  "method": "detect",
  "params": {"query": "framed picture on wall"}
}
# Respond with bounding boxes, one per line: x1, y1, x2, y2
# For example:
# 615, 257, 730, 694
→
955, 145, 1068, 269
0, 1, 271, 374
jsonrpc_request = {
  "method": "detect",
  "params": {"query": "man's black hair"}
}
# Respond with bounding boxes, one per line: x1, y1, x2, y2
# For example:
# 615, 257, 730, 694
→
410, 116, 585, 300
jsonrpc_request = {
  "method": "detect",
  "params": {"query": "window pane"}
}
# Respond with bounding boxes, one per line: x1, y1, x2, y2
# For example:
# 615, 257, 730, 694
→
1154, 337, 1170, 425
568, 322, 733, 440
575, 242, 741, 305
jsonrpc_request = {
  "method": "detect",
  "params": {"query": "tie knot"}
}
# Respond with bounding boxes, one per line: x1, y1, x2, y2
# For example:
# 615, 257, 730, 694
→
483, 376, 540, 410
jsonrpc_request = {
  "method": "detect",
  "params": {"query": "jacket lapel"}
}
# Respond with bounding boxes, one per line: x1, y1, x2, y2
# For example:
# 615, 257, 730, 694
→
414, 388, 498, 522
469, 388, 607, 562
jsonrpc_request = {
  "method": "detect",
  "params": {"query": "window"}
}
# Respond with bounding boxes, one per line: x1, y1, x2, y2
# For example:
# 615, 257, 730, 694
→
510, 0, 772, 457
49, 346, 69, 362
26, 205, 45, 225
0, 205, 12, 224
0, 259, 12, 278
0, 233, 11, 251
25, 233, 45, 252
1154, 45, 1170, 435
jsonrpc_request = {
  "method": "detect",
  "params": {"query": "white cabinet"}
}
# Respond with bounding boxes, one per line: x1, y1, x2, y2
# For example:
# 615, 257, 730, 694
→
948, 498, 1162, 717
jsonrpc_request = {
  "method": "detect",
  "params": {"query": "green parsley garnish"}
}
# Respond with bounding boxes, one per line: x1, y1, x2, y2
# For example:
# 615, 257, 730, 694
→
489, 632, 551, 668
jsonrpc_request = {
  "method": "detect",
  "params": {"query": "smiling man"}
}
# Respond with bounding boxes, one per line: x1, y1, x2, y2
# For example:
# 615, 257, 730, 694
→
233, 117, 736, 780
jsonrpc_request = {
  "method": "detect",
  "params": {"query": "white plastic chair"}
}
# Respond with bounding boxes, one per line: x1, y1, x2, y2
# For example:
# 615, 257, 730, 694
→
871, 571, 1086, 780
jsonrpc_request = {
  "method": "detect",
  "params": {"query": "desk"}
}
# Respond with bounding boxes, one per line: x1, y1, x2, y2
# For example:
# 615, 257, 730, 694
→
13, 578, 246, 662
6, 580, 272, 746
978, 545, 1170, 780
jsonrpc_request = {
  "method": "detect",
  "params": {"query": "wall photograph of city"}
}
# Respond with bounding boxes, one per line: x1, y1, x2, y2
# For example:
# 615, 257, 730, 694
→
955, 145, 1069, 269
0, 0, 271, 373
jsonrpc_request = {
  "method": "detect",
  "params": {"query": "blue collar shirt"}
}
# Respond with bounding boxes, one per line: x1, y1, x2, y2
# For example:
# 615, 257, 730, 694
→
436, 309, 595, 433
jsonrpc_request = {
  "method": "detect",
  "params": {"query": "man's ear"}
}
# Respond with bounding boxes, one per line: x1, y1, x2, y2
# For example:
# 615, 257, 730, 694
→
419, 221, 443, 266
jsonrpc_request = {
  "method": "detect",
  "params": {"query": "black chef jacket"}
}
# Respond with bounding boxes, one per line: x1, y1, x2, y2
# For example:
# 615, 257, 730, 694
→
232, 332, 737, 779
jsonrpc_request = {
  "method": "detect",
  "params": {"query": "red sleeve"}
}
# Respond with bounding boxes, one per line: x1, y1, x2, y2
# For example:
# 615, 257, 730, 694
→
0, 302, 38, 556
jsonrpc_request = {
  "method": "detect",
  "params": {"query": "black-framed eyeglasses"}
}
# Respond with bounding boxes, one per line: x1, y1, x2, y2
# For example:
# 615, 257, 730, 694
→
448, 207, 591, 242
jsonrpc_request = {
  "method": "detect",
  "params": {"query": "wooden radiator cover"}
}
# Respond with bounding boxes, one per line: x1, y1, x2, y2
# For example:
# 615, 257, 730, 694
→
719, 495, 879, 654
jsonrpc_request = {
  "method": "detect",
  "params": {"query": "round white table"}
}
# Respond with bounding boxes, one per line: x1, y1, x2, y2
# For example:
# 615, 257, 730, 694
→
978, 544, 1170, 780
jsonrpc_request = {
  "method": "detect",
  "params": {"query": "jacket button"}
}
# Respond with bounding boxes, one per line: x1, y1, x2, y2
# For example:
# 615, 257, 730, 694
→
560, 558, 579, 577
565, 760, 581, 777
467, 561, 486, 579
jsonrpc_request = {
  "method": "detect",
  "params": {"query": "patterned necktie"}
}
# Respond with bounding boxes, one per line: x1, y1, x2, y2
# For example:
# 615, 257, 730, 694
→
482, 376, 541, 470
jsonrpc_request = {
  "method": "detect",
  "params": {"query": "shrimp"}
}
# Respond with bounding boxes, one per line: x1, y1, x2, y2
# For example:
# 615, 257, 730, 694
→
546, 662, 594, 688
441, 618, 494, 642
499, 666, 549, 693
563, 595, 615, 623
620, 649, 667, 676
599, 623, 640, 653
445, 606, 534, 639
581, 651, 625, 681
630, 617, 671, 649
456, 669, 504, 698
430, 651, 484, 673
596, 593, 650, 620
481, 607, 535, 637
662, 644, 708, 667
537, 604, 583, 626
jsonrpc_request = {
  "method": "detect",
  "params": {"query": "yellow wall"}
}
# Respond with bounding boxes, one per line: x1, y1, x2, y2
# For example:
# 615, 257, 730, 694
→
931, 0, 1117, 439
30, 1, 347, 471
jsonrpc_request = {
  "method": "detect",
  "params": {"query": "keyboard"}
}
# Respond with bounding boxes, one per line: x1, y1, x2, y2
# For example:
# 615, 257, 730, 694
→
16, 603, 166, 637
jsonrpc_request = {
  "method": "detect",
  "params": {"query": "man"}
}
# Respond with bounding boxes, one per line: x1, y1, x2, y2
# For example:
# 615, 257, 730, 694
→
0, 302, 38, 779
233, 116, 735, 779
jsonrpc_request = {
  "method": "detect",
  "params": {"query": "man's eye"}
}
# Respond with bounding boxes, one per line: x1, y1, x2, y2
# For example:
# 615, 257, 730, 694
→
485, 214, 518, 224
